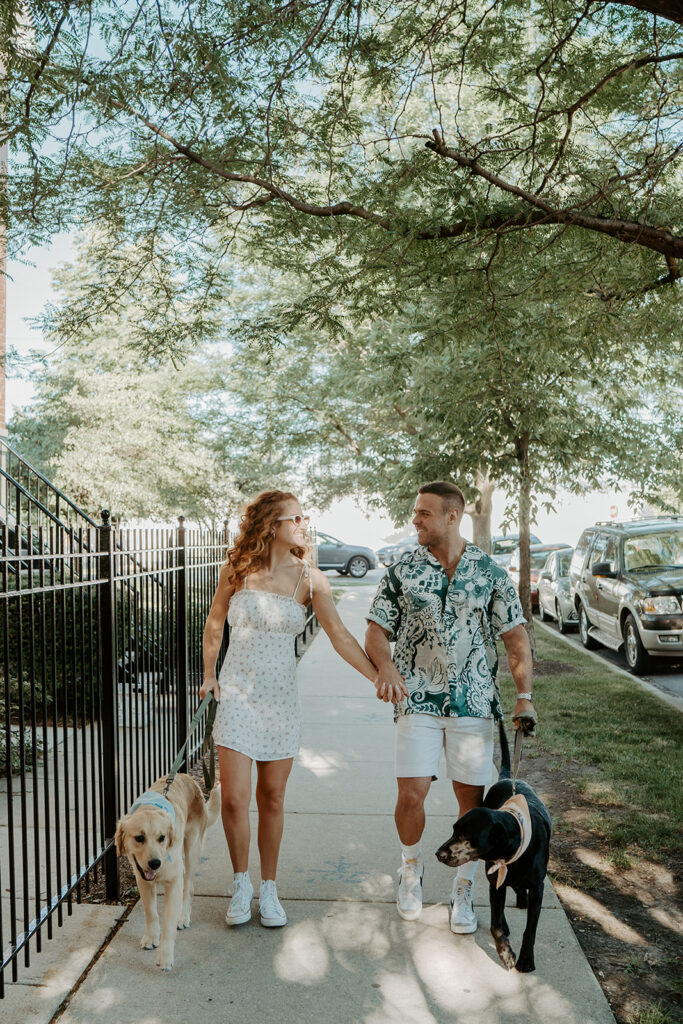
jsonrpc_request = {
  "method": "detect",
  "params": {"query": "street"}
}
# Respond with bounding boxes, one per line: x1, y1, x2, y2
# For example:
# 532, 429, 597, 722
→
533, 611, 683, 702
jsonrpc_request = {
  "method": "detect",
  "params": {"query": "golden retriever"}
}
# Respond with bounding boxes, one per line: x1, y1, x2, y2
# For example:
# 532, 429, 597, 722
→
115, 773, 220, 970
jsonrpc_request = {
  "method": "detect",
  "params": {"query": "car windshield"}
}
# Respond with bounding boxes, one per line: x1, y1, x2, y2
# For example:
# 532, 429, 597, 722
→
531, 550, 552, 569
557, 551, 572, 575
493, 538, 518, 555
623, 530, 683, 571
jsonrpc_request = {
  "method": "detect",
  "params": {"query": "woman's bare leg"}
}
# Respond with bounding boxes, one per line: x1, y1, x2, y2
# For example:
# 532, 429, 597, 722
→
255, 758, 293, 880
218, 746, 253, 873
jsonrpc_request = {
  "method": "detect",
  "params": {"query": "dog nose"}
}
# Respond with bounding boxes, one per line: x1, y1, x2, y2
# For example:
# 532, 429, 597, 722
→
148, 858, 162, 870
435, 848, 449, 863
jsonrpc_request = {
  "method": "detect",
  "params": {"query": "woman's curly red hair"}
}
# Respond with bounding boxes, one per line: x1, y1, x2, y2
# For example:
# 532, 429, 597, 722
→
223, 490, 307, 594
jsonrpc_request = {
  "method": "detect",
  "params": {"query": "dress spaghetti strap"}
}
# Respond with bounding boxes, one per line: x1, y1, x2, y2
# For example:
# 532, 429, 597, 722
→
292, 563, 307, 597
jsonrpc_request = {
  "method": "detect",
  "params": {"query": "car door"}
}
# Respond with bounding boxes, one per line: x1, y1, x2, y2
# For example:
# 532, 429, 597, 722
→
582, 532, 606, 627
593, 535, 621, 638
317, 532, 346, 569
538, 552, 554, 616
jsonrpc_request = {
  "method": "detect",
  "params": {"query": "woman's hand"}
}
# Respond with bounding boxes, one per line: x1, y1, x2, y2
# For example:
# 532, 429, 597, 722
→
374, 663, 408, 703
200, 676, 220, 701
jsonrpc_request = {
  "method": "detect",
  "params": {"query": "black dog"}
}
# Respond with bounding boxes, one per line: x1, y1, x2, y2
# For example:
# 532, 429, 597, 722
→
435, 722, 551, 973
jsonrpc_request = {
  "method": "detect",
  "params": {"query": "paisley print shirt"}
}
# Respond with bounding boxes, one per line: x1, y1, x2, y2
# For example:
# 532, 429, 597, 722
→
367, 544, 525, 721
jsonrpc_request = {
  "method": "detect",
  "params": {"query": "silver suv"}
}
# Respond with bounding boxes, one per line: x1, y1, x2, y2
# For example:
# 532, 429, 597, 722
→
569, 517, 683, 674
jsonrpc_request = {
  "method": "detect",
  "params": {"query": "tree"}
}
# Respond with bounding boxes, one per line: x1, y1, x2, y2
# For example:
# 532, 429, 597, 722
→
1, 0, 681, 362
215, 252, 682, 629
8, 244, 241, 522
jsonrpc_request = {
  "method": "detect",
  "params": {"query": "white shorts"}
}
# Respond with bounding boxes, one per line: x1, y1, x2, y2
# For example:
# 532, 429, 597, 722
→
395, 713, 495, 786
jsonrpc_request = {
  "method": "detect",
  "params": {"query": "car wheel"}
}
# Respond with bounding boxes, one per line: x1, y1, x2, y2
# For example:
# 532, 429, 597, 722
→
347, 556, 369, 578
578, 605, 598, 649
540, 597, 552, 622
556, 601, 570, 634
623, 614, 651, 675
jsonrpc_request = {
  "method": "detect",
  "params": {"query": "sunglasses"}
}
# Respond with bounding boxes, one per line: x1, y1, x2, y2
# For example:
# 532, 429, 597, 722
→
276, 514, 311, 526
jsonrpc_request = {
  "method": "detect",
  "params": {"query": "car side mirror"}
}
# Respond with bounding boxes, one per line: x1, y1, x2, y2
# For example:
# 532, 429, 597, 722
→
591, 561, 616, 578
539, 571, 551, 581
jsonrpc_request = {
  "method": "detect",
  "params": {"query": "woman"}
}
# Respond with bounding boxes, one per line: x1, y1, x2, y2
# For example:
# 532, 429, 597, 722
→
200, 490, 380, 929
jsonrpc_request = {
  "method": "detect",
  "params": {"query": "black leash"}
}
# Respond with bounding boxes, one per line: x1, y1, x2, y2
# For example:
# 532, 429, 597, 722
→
511, 711, 537, 795
161, 694, 217, 797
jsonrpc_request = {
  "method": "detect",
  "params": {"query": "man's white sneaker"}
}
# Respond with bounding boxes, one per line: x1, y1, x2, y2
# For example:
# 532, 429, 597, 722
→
259, 880, 287, 927
225, 872, 253, 926
450, 877, 477, 934
397, 858, 423, 921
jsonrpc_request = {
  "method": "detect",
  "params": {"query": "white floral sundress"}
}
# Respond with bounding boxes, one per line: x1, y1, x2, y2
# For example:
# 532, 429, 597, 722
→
213, 564, 311, 761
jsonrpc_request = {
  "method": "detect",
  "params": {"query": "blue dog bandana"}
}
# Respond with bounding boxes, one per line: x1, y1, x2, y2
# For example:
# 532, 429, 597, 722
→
130, 791, 176, 826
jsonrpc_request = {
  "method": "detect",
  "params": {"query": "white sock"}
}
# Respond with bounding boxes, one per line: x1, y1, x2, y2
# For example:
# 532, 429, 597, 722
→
456, 860, 477, 883
401, 842, 422, 863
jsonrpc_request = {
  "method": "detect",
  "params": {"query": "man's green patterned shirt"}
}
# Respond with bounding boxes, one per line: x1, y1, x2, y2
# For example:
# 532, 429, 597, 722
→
367, 544, 525, 721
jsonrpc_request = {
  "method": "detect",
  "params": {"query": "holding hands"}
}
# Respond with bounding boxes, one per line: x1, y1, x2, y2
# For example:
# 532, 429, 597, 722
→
374, 662, 408, 703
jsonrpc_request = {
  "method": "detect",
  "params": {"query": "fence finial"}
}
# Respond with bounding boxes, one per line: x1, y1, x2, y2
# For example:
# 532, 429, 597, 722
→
101, 509, 110, 525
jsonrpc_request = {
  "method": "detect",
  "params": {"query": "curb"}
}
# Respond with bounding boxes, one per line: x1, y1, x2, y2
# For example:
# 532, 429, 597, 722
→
535, 619, 683, 713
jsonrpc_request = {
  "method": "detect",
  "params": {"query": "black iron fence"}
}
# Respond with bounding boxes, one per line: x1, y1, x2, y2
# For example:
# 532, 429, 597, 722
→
0, 512, 288, 996
0, 439, 320, 995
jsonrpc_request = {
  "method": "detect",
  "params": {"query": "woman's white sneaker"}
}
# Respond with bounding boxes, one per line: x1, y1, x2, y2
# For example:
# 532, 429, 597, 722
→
397, 857, 423, 921
450, 877, 477, 934
225, 872, 253, 926
259, 880, 287, 927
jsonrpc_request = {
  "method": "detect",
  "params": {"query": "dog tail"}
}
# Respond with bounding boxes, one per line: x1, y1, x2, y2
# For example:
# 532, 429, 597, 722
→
497, 720, 512, 780
205, 784, 221, 827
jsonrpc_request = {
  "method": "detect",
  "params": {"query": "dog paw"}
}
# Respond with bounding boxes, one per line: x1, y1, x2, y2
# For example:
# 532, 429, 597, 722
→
141, 934, 160, 950
495, 943, 517, 971
177, 916, 191, 930
515, 953, 535, 973
156, 950, 174, 971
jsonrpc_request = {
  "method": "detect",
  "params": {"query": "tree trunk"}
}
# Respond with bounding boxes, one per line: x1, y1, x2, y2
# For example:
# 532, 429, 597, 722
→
465, 469, 495, 552
515, 433, 536, 658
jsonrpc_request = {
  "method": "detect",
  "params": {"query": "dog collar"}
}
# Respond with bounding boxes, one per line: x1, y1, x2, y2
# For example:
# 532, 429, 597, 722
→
486, 794, 531, 889
130, 791, 176, 826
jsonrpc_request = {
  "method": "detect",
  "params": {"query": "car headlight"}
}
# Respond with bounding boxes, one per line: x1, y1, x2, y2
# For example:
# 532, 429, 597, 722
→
639, 596, 682, 615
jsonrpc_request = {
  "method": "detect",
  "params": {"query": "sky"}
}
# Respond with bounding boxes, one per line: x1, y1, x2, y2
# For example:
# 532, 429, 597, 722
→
5, 242, 630, 553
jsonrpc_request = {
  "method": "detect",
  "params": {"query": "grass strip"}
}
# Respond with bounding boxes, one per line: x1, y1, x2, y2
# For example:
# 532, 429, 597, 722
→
500, 630, 683, 860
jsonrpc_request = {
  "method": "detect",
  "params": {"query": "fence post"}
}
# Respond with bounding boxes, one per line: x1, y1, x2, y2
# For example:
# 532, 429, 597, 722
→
98, 509, 120, 902
175, 516, 188, 772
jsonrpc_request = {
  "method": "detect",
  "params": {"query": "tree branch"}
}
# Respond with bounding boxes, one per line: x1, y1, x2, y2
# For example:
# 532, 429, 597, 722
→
425, 130, 683, 262
614, 0, 683, 25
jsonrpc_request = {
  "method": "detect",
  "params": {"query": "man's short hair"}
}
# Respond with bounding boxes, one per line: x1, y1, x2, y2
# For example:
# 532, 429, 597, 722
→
418, 481, 465, 515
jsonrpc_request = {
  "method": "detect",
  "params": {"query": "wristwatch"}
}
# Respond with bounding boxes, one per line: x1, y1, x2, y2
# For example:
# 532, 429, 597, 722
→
516, 692, 534, 701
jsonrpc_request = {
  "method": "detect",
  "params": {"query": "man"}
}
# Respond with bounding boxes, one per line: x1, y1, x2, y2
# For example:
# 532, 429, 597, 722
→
365, 481, 535, 933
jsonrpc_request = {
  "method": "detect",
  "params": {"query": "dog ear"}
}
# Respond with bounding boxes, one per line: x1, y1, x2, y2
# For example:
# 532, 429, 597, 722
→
166, 822, 176, 848
114, 817, 127, 857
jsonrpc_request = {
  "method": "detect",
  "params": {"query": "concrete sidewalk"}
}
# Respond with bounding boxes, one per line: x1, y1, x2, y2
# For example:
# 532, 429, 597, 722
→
13, 588, 615, 1024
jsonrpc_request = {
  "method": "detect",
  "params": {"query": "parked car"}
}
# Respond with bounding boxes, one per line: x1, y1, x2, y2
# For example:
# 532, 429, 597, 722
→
508, 543, 572, 608
377, 533, 420, 567
569, 516, 683, 674
537, 548, 577, 633
316, 531, 378, 578
491, 532, 542, 567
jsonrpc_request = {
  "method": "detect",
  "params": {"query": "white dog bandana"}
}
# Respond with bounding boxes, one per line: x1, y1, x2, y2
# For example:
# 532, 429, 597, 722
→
130, 791, 176, 826
486, 793, 532, 889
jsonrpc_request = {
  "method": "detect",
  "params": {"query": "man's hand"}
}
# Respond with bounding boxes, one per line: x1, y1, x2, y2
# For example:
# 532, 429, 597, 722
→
512, 697, 537, 732
375, 663, 408, 703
